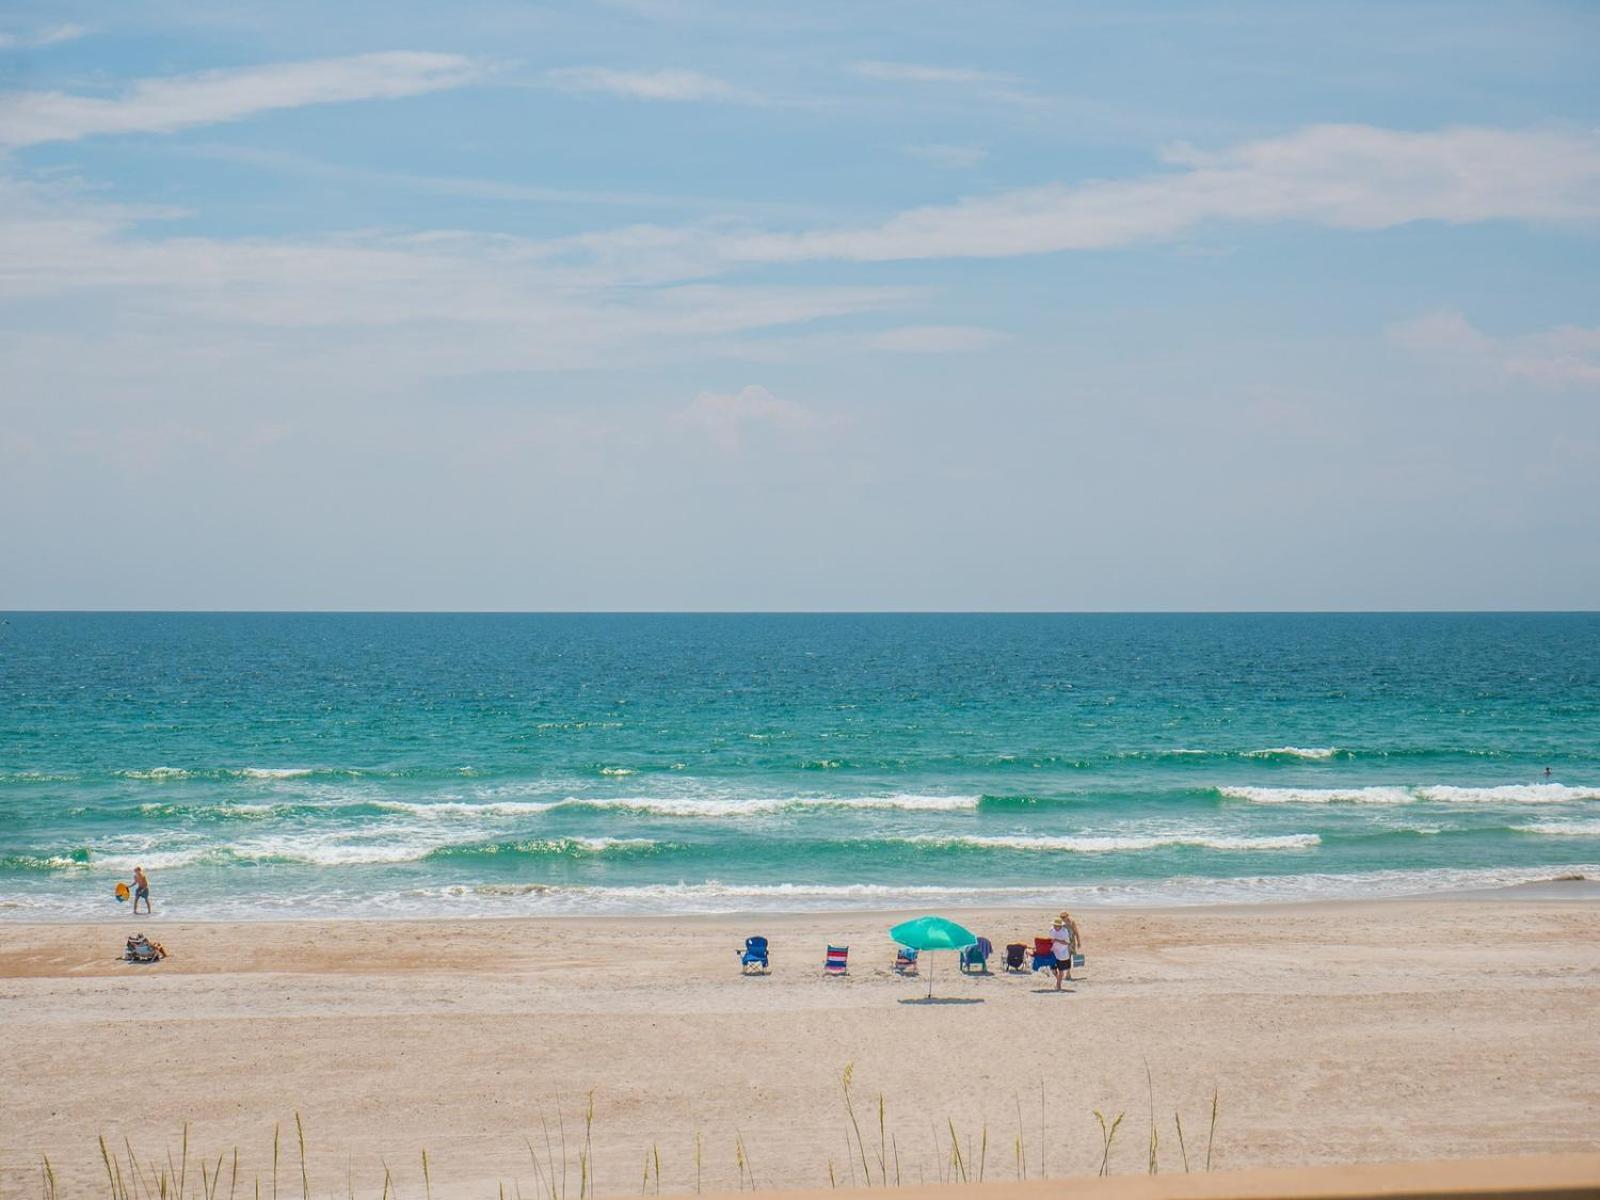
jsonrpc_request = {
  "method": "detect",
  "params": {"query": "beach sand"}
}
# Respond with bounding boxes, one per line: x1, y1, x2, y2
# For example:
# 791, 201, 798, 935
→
5, 893, 1599, 1197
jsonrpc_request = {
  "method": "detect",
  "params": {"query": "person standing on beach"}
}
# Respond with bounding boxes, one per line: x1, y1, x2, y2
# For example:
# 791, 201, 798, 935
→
1050, 911, 1080, 990
131, 866, 151, 915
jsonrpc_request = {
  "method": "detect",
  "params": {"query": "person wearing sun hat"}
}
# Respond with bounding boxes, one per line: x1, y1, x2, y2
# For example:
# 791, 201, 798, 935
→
1050, 910, 1081, 989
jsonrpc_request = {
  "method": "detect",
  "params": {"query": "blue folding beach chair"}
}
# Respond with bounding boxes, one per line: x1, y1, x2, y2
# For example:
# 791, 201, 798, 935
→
959, 937, 993, 975
739, 936, 770, 974
893, 946, 919, 976
1030, 937, 1057, 972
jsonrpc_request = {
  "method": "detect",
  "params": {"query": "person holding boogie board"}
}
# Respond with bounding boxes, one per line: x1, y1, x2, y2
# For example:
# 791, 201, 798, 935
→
130, 866, 151, 914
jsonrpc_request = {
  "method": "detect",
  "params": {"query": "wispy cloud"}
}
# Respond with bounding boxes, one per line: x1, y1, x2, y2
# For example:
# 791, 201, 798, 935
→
723, 125, 1600, 263
0, 52, 482, 148
849, 60, 1039, 105
677, 385, 825, 452
544, 67, 755, 103
902, 143, 987, 170
851, 61, 1009, 86
1392, 311, 1600, 389
0, 175, 913, 384
0, 24, 88, 49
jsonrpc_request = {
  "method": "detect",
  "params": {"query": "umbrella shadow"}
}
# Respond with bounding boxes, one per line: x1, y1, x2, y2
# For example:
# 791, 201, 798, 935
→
1030, 987, 1077, 994
898, 996, 985, 1006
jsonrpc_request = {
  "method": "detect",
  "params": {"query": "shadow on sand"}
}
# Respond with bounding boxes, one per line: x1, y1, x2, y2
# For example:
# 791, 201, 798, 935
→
897, 996, 985, 1006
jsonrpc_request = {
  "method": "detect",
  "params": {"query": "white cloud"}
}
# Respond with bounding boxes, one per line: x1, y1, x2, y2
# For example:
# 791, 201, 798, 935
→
849, 61, 1039, 105
0, 176, 914, 388
0, 24, 89, 49
544, 67, 753, 103
723, 125, 1600, 263
851, 61, 1010, 86
1392, 311, 1600, 389
902, 143, 987, 170
0, 52, 482, 148
677, 385, 823, 452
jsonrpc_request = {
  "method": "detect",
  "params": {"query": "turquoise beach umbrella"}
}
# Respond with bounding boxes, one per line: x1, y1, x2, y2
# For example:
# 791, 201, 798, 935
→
888, 915, 977, 999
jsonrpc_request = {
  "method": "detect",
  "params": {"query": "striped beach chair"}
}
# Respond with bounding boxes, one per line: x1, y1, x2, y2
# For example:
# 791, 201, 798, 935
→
824, 945, 849, 976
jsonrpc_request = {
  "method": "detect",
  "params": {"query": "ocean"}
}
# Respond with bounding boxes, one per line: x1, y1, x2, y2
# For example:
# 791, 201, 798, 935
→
2, 612, 1597, 920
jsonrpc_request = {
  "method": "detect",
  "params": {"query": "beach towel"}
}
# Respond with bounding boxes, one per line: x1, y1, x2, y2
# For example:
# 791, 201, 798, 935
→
959, 937, 993, 974
123, 933, 166, 963
1031, 936, 1057, 971
893, 946, 919, 975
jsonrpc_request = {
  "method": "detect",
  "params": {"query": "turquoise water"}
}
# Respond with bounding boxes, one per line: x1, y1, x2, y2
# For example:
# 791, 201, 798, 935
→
3, 613, 1598, 919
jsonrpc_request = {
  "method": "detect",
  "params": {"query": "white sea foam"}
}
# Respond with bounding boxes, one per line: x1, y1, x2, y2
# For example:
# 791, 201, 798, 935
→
10, 862, 1598, 921
78, 847, 227, 870
904, 833, 1320, 853
374, 793, 978, 819
1512, 819, 1600, 837
235, 767, 317, 779
1243, 746, 1339, 760
1219, 786, 1414, 805
1414, 783, 1600, 804
403, 863, 1600, 916
1220, 782, 1598, 806
560, 793, 982, 817
372, 800, 560, 818
120, 767, 191, 780
221, 834, 657, 866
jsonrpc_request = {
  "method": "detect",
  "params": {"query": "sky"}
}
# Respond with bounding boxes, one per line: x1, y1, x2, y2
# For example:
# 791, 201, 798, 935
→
1, 0, 1597, 611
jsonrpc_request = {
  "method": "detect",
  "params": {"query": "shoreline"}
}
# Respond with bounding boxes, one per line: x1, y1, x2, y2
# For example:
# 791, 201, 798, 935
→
7, 871, 1596, 927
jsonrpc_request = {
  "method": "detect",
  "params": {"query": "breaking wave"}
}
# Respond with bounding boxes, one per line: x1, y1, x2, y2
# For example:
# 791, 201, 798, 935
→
900, 833, 1320, 853
1220, 783, 1599, 806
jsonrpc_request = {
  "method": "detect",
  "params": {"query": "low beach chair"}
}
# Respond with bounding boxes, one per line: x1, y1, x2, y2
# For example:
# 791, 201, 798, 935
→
893, 946, 919, 975
959, 937, 993, 974
1030, 936, 1057, 972
1004, 942, 1028, 972
824, 945, 849, 976
739, 936, 770, 974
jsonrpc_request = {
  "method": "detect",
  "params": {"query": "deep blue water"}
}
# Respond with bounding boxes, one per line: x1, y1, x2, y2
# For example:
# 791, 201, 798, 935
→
2, 613, 1597, 918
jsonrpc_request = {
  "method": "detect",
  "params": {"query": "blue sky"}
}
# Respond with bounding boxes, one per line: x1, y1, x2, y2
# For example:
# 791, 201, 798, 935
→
1, 1, 1597, 609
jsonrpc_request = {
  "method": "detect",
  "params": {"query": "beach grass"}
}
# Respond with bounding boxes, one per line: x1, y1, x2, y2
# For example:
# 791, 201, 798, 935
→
36, 1074, 1220, 1198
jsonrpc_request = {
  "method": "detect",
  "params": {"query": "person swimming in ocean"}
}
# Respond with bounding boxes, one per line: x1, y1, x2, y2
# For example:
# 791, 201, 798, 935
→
131, 866, 151, 914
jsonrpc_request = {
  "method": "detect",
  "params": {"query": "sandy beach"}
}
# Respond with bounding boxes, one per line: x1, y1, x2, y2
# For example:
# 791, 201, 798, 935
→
6, 892, 1599, 1198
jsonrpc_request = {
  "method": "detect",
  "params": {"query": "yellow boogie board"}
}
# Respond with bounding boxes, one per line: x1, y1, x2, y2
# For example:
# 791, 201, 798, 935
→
115, 882, 130, 903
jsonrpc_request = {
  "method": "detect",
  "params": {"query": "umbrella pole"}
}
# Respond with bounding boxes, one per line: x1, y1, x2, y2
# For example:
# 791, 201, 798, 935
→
928, 953, 934, 1000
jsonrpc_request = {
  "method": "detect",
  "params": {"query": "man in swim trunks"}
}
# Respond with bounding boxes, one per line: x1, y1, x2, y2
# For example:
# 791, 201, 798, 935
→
131, 866, 151, 915
1050, 911, 1080, 990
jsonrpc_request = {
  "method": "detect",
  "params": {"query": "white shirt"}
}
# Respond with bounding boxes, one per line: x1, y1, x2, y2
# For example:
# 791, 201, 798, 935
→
1051, 926, 1074, 959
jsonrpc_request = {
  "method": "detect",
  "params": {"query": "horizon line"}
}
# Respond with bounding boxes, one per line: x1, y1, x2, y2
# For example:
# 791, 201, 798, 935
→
4, 609, 1598, 617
